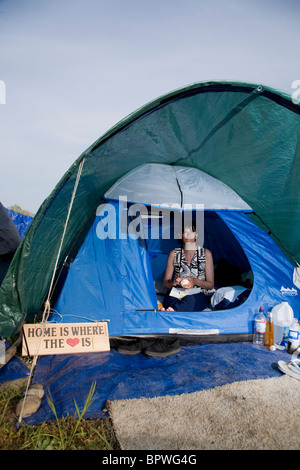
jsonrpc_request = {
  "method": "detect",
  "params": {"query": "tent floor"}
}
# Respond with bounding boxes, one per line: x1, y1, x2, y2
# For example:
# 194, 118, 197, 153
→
110, 333, 253, 349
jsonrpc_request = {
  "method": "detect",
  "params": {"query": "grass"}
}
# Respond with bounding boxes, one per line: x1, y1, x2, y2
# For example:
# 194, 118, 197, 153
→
0, 379, 121, 450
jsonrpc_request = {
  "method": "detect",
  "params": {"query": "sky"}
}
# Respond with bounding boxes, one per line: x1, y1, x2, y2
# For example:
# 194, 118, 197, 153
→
0, 0, 299, 214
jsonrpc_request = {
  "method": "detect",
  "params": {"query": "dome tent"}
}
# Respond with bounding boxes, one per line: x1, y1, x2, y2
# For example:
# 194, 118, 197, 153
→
1, 80, 300, 338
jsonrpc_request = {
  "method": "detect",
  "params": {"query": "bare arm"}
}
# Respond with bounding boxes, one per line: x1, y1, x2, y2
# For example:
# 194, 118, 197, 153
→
163, 250, 182, 289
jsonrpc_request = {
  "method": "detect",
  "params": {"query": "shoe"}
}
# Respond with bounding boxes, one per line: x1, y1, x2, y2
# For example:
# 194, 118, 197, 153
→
144, 339, 181, 357
278, 359, 300, 380
116, 338, 151, 355
117, 340, 143, 355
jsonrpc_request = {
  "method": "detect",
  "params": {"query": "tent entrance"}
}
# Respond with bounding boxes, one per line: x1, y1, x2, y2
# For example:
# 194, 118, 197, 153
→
133, 207, 254, 314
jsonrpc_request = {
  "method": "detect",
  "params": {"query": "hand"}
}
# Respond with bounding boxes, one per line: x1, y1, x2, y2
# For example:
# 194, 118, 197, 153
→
174, 277, 182, 286
180, 278, 194, 289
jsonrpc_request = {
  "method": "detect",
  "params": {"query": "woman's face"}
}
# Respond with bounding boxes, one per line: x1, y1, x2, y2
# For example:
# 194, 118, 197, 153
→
182, 226, 197, 243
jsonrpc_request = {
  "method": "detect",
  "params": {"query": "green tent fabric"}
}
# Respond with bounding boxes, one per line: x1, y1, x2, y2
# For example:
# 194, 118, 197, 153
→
1, 80, 300, 338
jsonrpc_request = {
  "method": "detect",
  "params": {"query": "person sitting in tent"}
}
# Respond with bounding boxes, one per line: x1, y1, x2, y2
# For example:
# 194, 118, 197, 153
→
161, 225, 214, 312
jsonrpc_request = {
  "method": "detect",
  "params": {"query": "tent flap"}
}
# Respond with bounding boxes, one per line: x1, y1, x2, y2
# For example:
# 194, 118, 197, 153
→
52, 201, 158, 335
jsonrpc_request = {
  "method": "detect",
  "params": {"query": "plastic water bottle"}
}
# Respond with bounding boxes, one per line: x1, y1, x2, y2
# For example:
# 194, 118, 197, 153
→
253, 307, 267, 345
287, 319, 300, 354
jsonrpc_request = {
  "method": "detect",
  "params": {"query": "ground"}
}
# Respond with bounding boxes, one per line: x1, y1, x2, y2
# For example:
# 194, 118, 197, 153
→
0, 376, 120, 450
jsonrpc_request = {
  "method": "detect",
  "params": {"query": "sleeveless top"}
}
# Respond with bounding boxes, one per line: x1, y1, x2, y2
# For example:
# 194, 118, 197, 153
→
173, 246, 206, 283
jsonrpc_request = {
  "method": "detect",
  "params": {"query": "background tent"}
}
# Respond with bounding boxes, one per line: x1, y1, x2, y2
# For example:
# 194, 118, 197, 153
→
1, 80, 300, 337
0, 203, 21, 286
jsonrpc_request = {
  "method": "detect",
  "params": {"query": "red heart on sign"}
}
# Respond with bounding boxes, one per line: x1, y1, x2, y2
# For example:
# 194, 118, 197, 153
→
67, 338, 79, 347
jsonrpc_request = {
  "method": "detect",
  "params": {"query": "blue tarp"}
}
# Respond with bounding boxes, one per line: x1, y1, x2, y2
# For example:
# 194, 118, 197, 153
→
5, 208, 33, 239
24, 342, 290, 425
53, 204, 300, 336
0, 356, 29, 383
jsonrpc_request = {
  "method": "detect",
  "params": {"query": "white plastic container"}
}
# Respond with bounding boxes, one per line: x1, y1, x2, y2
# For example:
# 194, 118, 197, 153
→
271, 302, 294, 345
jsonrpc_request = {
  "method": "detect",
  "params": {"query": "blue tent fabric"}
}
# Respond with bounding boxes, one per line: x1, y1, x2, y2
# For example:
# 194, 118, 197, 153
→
24, 342, 289, 425
53, 201, 158, 334
53, 205, 300, 336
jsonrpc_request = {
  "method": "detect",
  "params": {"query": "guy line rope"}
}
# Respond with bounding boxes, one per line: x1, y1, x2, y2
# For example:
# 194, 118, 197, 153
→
18, 157, 86, 425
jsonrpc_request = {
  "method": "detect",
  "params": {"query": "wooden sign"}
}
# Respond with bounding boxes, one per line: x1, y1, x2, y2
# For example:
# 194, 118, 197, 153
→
22, 322, 110, 356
